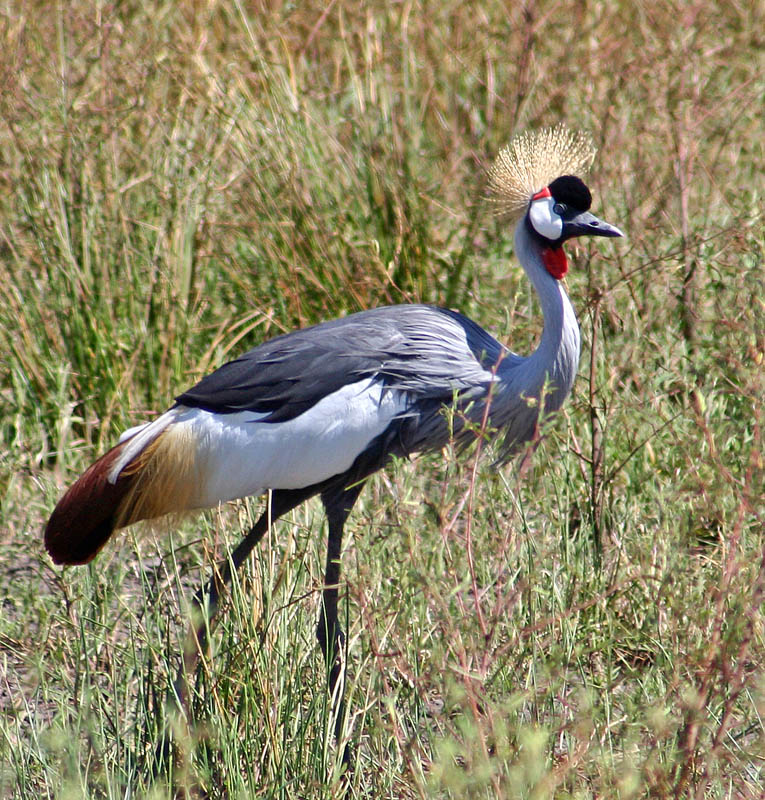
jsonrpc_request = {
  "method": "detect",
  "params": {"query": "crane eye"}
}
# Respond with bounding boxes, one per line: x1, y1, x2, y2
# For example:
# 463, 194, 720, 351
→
553, 203, 565, 216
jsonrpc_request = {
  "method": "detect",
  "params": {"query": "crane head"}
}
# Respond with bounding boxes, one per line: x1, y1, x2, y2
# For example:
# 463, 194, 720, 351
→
528, 175, 623, 244
486, 126, 623, 280
526, 175, 623, 279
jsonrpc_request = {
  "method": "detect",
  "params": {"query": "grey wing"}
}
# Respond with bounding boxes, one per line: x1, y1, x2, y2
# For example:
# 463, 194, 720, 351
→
176, 305, 514, 441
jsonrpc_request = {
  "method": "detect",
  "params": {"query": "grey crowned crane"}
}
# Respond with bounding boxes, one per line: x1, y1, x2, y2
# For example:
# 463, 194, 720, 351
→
44, 126, 623, 751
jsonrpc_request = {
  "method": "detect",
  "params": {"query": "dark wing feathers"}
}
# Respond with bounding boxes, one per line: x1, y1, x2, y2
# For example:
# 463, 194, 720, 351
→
177, 305, 508, 423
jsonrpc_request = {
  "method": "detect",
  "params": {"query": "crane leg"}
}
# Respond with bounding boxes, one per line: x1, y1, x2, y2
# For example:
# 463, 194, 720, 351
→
317, 482, 365, 767
176, 487, 317, 703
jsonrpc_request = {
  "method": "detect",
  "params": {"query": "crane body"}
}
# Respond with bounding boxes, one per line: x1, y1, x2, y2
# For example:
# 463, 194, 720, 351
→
44, 298, 577, 566
43, 126, 623, 758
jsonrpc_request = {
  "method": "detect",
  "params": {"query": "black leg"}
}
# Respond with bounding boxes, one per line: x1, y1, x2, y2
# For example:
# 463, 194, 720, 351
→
158, 489, 317, 777
317, 482, 365, 766
176, 487, 317, 704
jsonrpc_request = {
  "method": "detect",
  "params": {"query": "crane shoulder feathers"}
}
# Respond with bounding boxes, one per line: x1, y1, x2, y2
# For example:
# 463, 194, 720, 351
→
176, 305, 517, 422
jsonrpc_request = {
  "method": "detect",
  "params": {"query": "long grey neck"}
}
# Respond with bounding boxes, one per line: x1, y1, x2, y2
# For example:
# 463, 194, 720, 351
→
508, 220, 581, 413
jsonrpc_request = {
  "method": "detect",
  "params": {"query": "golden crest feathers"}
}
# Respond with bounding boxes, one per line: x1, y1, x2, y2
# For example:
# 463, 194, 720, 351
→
486, 125, 596, 221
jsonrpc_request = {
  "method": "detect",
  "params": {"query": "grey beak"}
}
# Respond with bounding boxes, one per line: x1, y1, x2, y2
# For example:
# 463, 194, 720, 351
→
564, 210, 624, 240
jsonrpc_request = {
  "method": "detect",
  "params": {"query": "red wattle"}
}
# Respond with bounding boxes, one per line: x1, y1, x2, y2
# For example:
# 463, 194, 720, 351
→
542, 247, 568, 279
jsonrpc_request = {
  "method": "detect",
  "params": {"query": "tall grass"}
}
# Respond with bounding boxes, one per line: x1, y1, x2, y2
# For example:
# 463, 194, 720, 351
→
1, 0, 762, 797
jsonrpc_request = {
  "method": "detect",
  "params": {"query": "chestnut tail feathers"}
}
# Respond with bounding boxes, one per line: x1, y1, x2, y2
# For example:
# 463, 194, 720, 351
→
44, 425, 201, 565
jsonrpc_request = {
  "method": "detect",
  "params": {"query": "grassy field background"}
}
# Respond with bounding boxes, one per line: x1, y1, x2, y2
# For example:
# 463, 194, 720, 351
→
1, 1, 763, 797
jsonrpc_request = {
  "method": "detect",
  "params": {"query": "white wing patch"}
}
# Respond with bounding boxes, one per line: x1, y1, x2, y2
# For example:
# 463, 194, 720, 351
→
113, 378, 409, 510
109, 409, 182, 483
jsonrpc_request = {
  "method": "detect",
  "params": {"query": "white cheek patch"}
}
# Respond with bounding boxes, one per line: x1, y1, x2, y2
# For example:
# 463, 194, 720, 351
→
529, 196, 563, 241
